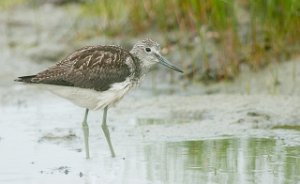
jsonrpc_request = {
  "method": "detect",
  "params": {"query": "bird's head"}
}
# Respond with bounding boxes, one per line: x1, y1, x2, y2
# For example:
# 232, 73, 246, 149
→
130, 39, 183, 73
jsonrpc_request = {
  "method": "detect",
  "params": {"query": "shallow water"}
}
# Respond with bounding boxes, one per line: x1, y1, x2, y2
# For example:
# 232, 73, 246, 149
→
142, 137, 300, 184
1, 82, 300, 184
1, 131, 300, 184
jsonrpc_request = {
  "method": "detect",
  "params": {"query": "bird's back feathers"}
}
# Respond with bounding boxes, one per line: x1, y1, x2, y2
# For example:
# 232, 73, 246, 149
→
16, 45, 141, 91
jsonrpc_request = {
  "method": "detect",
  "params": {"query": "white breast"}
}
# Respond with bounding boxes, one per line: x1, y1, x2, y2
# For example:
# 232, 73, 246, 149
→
36, 78, 135, 111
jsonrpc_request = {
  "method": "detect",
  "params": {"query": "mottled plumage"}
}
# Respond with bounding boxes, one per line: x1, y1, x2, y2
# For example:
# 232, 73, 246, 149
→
17, 45, 140, 91
15, 39, 183, 159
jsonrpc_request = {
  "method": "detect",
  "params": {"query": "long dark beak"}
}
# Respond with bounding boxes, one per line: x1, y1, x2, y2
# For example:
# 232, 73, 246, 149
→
154, 53, 183, 73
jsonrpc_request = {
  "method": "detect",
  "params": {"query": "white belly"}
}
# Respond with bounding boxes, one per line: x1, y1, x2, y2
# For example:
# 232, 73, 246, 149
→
36, 78, 134, 111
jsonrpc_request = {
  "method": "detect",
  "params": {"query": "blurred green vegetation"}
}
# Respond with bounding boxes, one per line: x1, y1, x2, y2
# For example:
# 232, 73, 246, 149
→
2, 0, 300, 81
80, 0, 300, 80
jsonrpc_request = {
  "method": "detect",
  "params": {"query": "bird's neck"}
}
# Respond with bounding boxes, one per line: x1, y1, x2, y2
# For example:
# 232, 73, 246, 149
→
130, 50, 152, 76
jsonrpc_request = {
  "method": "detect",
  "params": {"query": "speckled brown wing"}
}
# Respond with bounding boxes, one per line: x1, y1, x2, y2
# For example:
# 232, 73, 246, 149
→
16, 45, 135, 91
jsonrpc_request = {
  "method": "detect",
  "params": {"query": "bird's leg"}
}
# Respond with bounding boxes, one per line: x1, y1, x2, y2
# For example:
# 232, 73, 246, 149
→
82, 108, 90, 159
101, 106, 116, 157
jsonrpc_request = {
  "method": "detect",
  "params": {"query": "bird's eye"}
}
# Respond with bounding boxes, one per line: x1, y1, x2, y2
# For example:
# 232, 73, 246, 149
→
145, 48, 151, 52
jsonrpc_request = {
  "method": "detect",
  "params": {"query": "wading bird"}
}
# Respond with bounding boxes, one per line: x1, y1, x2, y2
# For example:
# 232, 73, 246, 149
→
15, 39, 183, 159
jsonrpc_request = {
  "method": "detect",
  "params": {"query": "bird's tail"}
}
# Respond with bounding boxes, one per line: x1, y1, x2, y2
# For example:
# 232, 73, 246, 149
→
14, 75, 37, 83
